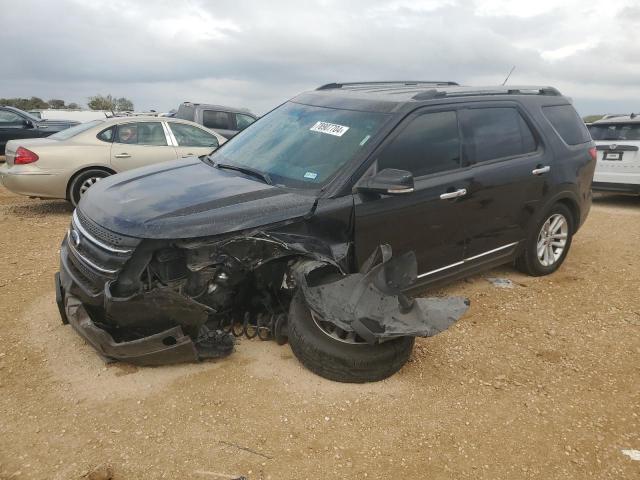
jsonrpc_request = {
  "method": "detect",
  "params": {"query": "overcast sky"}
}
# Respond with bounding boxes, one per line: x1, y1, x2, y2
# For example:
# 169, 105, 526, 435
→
1, 0, 639, 115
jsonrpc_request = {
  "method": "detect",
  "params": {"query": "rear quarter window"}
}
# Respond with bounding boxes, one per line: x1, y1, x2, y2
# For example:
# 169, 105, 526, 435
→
542, 105, 591, 145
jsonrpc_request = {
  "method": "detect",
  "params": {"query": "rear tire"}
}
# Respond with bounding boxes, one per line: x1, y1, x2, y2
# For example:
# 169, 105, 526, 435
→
287, 291, 415, 383
69, 169, 111, 206
515, 203, 574, 276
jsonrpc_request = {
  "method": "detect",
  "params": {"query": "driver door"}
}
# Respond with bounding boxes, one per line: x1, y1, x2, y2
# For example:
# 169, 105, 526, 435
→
353, 109, 469, 282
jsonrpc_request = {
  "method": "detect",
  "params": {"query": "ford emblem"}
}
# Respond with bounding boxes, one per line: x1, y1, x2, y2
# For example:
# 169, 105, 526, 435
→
610, 144, 617, 150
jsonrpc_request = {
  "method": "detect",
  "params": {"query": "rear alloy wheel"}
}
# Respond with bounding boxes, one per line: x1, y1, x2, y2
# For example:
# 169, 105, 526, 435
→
287, 291, 415, 383
516, 203, 574, 276
69, 169, 111, 206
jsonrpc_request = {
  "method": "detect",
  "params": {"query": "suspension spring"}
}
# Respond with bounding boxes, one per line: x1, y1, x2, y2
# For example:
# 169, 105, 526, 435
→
221, 311, 287, 342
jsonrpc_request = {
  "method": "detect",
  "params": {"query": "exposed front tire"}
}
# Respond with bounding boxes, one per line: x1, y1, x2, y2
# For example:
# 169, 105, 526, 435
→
287, 291, 415, 383
516, 203, 574, 276
69, 169, 111, 206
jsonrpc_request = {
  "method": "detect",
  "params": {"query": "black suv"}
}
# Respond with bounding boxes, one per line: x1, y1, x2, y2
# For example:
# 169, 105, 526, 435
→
0, 106, 79, 155
56, 81, 596, 383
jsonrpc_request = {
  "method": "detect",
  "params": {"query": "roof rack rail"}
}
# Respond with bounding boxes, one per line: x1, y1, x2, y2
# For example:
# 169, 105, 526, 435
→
317, 81, 459, 90
412, 85, 561, 100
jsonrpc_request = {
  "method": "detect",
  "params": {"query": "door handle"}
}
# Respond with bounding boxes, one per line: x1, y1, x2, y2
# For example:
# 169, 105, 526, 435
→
181, 153, 194, 158
114, 153, 131, 158
532, 166, 550, 175
440, 188, 467, 200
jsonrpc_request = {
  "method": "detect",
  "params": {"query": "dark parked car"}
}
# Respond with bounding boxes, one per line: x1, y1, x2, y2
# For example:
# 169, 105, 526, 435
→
56, 81, 596, 383
0, 106, 80, 155
175, 102, 257, 138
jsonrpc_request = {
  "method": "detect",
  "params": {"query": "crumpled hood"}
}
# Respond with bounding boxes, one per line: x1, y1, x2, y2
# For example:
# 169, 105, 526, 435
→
79, 158, 318, 239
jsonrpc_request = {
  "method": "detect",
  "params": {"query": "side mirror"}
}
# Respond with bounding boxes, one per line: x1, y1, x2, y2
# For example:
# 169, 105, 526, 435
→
356, 168, 414, 195
22, 119, 34, 129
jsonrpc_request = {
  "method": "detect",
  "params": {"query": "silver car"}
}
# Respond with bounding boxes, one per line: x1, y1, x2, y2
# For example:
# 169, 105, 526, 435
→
0, 116, 226, 205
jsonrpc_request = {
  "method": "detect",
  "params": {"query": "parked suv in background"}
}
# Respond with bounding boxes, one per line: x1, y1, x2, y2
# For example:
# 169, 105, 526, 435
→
0, 106, 79, 155
56, 81, 596, 383
588, 114, 640, 194
174, 102, 257, 138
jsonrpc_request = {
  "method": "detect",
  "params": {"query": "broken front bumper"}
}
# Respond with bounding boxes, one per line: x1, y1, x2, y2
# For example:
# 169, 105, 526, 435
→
56, 252, 200, 366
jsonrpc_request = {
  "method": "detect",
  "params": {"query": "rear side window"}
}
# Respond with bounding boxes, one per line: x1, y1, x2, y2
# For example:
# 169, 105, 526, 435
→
542, 105, 591, 145
115, 122, 167, 146
462, 107, 537, 163
97, 127, 114, 142
377, 111, 461, 177
203, 110, 231, 130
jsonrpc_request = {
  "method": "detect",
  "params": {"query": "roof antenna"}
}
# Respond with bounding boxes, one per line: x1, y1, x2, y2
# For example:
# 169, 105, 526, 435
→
502, 65, 516, 86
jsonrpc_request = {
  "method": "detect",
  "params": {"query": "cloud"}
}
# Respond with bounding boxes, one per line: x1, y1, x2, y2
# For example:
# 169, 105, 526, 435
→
0, 0, 638, 115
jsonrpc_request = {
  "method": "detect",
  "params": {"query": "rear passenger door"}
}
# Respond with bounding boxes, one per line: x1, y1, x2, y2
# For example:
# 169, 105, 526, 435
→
459, 103, 550, 261
354, 108, 469, 278
110, 121, 178, 171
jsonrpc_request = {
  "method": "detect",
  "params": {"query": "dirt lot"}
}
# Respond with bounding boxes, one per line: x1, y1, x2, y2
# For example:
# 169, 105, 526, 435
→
0, 186, 638, 480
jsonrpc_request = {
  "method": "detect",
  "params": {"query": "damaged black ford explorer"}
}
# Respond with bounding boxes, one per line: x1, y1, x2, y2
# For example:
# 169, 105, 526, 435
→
56, 81, 596, 382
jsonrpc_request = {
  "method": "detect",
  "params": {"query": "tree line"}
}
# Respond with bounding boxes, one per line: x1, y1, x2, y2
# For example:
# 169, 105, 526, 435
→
0, 94, 134, 112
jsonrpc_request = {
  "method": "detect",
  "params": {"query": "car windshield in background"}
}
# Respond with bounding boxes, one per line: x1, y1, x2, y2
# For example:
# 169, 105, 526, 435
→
210, 102, 389, 189
588, 123, 640, 141
49, 120, 104, 140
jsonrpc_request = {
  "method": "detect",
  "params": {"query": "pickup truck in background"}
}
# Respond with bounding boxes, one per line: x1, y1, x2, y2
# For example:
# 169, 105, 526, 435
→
174, 102, 257, 138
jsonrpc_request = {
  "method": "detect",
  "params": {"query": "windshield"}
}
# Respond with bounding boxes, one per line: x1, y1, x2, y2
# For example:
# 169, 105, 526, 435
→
210, 102, 389, 189
49, 120, 104, 140
588, 123, 640, 141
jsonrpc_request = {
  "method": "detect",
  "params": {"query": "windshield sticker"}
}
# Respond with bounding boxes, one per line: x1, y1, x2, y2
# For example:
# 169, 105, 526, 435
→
359, 134, 371, 146
304, 171, 318, 180
310, 121, 350, 137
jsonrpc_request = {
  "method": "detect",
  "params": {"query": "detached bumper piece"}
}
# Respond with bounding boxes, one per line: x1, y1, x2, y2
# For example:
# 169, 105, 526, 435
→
56, 274, 232, 366
296, 245, 470, 344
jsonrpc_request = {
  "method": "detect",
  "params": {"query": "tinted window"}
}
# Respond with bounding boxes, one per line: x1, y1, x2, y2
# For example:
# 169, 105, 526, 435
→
115, 122, 167, 146
203, 110, 231, 130
462, 108, 536, 163
543, 105, 591, 145
377, 111, 461, 177
169, 122, 219, 147
97, 127, 114, 142
588, 123, 640, 141
0, 110, 23, 124
236, 113, 255, 130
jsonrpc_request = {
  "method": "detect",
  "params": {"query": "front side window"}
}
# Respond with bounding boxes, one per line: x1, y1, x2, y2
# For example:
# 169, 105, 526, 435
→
462, 107, 536, 163
210, 101, 388, 189
0, 110, 23, 124
203, 110, 231, 130
588, 123, 640, 141
377, 111, 461, 177
236, 113, 255, 130
169, 122, 219, 147
115, 122, 167, 146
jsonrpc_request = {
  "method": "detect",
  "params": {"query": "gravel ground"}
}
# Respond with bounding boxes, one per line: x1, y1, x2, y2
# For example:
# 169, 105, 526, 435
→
0, 186, 638, 480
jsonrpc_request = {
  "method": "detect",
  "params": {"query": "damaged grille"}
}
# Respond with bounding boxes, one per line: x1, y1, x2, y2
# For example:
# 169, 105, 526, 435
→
65, 210, 141, 295
75, 209, 127, 248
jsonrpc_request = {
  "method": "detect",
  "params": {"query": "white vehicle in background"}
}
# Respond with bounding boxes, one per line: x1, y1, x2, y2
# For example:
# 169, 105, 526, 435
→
588, 114, 640, 194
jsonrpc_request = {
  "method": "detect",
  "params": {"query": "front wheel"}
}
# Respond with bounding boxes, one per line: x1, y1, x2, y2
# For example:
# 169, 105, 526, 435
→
516, 203, 574, 276
69, 169, 111, 207
287, 291, 415, 383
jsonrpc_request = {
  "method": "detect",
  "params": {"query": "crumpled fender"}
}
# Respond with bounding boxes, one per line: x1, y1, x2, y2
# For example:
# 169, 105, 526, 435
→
293, 245, 469, 344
